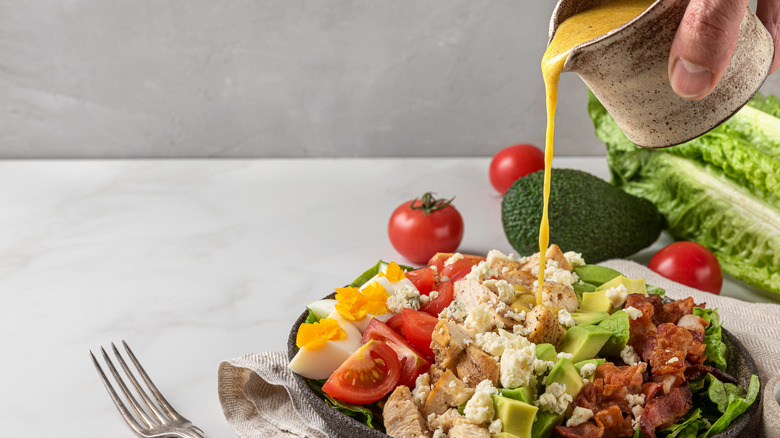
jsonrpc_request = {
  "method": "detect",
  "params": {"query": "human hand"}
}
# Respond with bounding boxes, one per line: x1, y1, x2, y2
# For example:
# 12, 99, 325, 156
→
668, 0, 780, 100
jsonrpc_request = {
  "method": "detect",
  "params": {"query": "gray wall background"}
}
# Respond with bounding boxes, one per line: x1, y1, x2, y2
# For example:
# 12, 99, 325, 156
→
2, 0, 777, 158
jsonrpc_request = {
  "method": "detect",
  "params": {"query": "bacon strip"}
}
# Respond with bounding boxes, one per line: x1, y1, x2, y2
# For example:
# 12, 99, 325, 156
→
660, 297, 696, 324
595, 405, 635, 438
625, 294, 658, 352
642, 323, 690, 376
599, 363, 645, 393
640, 385, 693, 438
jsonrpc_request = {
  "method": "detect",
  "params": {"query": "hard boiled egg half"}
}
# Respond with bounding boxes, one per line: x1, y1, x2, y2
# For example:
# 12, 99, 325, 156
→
288, 314, 363, 380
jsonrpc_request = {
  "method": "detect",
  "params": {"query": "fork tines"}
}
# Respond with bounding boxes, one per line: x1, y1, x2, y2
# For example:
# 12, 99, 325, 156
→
90, 341, 205, 438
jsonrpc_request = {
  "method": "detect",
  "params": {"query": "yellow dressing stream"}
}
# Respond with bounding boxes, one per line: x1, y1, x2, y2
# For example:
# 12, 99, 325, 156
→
537, 0, 653, 304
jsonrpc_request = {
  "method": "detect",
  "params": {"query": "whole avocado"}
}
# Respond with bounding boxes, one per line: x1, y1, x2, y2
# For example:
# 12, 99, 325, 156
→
501, 168, 664, 263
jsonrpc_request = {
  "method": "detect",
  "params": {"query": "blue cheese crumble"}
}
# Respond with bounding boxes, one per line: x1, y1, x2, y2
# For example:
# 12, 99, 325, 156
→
464, 305, 493, 334
483, 279, 517, 305
536, 382, 572, 415
558, 309, 576, 328
439, 299, 467, 322
386, 284, 426, 313
566, 406, 594, 427
605, 284, 629, 308
500, 344, 537, 389
464, 380, 498, 424
624, 306, 643, 320
620, 344, 641, 366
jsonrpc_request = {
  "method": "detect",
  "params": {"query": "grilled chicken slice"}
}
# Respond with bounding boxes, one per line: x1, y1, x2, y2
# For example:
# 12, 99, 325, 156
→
423, 370, 474, 419
454, 279, 520, 330
500, 268, 537, 292
540, 281, 578, 313
384, 386, 431, 438
456, 345, 500, 387
524, 304, 565, 345
431, 319, 475, 371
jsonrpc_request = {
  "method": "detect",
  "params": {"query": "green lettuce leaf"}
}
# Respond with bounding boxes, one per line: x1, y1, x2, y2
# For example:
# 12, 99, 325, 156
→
588, 91, 780, 295
646, 284, 666, 297
691, 307, 728, 370
703, 374, 760, 437
304, 309, 321, 324
659, 409, 708, 438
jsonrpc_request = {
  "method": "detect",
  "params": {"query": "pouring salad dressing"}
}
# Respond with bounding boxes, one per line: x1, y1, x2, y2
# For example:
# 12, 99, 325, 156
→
537, 0, 654, 300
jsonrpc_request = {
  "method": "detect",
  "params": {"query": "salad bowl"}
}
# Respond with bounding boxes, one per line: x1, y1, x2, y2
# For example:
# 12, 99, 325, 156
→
286, 294, 761, 438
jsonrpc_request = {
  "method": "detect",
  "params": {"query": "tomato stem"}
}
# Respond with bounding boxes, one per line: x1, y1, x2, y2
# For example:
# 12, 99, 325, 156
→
410, 192, 454, 216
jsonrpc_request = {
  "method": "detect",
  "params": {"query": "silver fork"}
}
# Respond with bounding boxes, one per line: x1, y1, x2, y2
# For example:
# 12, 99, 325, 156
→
90, 341, 208, 438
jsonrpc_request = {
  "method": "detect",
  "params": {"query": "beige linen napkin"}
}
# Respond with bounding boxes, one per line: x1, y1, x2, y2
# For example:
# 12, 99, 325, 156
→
218, 260, 780, 437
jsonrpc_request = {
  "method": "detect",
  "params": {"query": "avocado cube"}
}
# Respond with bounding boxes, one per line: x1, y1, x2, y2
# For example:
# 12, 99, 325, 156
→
545, 358, 584, 400
597, 310, 630, 357
573, 265, 621, 286
572, 281, 597, 300
531, 410, 564, 438
535, 343, 558, 362
499, 386, 534, 404
493, 433, 521, 438
558, 325, 613, 363
571, 311, 609, 326
493, 395, 538, 438
596, 275, 647, 295
579, 290, 611, 313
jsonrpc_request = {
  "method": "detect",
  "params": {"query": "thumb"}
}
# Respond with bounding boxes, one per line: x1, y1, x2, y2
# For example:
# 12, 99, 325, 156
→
668, 0, 750, 101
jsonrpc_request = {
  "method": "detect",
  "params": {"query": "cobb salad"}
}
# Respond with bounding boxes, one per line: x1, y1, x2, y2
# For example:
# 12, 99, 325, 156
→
288, 247, 759, 438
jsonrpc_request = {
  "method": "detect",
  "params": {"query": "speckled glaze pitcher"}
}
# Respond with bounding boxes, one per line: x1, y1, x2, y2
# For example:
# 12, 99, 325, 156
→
551, 0, 774, 148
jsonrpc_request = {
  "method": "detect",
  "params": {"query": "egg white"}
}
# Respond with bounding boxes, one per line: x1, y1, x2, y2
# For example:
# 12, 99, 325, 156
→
288, 317, 363, 380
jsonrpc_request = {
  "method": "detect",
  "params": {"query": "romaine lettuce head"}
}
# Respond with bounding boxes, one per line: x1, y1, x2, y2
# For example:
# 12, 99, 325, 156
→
588, 91, 780, 295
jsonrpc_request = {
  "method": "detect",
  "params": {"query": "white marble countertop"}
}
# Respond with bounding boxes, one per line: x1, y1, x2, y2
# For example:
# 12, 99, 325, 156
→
1, 158, 775, 437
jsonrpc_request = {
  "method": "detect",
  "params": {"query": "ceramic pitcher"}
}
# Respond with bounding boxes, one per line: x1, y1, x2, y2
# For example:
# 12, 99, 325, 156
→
550, 0, 774, 148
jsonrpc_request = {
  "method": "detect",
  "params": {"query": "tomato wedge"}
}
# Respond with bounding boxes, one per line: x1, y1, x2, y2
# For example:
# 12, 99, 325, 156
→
322, 340, 401, 404
362, 319, 431, 388
427, 253, 486, 282
405, 267, 436, 295
385, 313, 405, 336
401, 308, 438, 360
420, 279, 454, 317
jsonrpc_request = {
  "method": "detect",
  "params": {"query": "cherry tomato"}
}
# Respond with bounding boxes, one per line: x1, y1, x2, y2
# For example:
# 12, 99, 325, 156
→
648, 241, 723, 294
420, 279, 454, 317
489, 144, 546, 195
322, 340, 401, 404
401, 308, 438, 360
428, 253, 486, 281
362, 319, 431, 388
388, 193, 464, 265
405, 267, 437, 295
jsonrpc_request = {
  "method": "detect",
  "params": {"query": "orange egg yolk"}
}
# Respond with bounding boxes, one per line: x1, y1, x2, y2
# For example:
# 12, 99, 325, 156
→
334, 282, 390, 321
380, 261, 406, 282
296, 318, 346, 350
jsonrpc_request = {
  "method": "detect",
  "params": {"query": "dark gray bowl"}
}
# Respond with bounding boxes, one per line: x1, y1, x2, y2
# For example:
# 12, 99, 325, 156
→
286, 300, 761, 438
